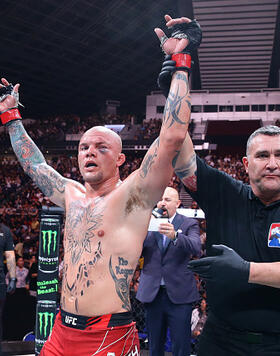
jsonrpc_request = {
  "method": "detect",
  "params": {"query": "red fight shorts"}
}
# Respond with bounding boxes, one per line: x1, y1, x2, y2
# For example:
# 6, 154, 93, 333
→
40, 309, 140, 356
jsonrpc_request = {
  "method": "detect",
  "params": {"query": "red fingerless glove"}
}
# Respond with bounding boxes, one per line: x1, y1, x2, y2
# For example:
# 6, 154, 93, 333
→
0, 108, 22, 125
171, 53, 192, 72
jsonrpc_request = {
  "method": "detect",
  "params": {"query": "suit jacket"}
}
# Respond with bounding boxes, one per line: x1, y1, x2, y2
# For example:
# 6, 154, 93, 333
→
136, 213, 201, 304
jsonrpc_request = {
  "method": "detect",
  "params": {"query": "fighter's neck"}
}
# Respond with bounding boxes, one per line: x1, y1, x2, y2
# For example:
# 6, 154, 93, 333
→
84, 177, 122, 199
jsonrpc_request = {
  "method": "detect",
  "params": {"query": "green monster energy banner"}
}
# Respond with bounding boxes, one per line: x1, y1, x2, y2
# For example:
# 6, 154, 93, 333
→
37, 218, 60, 301
36, 208, 63, 355
38, 218, 60, 274
35, 301, 57, 355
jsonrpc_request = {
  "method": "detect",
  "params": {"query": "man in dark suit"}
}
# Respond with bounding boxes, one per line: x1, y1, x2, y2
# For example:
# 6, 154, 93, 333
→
137, 187, 201, 356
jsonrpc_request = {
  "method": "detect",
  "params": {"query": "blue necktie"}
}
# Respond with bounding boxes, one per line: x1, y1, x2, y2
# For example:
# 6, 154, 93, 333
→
162, 234, 168, 251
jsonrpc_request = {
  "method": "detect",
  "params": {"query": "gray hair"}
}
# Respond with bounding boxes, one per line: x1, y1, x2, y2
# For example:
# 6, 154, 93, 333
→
246, 125, 280, 157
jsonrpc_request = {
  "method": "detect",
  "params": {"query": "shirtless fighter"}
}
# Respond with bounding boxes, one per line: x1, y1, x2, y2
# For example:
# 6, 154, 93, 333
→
0, 15, 201, 356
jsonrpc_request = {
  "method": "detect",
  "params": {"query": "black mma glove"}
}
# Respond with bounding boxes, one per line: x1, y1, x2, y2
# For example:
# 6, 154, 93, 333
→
158, 19, 202, 97
188, 244, 250, 286
157, 55, 176, 98
0, 80, 23, 125
7, 278, 16, 294
170, 19, 202, 55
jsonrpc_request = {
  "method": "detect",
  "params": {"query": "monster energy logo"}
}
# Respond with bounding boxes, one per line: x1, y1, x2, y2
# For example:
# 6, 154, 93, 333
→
41, 230, 57, 255
38, 312, 54, 338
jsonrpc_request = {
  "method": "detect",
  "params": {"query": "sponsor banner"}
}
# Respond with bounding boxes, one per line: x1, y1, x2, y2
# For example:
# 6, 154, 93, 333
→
37, 277, 59, 297
37, 218, 60, 301
38, 218, 60, 273
35, 301, 57, 355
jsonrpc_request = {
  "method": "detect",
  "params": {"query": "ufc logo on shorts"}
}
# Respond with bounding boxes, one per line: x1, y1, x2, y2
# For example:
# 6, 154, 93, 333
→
65, 315, 77, 326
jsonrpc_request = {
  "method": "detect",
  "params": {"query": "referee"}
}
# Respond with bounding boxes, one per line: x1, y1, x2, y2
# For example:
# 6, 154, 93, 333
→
175, 125, 280, 355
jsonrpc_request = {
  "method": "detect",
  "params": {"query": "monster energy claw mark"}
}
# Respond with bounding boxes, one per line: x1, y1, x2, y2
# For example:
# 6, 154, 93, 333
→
38, 312, 54, 338
41, 230, 57, 255
38, 220, 60, 274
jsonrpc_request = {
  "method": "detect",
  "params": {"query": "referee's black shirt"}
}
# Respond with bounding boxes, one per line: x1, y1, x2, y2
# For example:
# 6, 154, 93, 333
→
185, 156, 280, 333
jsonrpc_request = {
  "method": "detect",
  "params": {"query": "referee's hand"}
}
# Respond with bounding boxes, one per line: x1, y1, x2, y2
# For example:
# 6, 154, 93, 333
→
188, 244, 250, 285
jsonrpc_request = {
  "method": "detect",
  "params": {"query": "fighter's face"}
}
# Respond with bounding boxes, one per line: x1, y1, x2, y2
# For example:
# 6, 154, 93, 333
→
243, 134, 280, 202
78, 129, 124, 185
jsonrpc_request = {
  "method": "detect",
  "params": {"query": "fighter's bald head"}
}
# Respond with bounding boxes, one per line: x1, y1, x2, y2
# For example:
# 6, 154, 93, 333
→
80, 126, 122, 153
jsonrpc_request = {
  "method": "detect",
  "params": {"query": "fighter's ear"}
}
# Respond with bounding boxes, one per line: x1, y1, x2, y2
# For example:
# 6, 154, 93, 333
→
242, 156, 249, 173
117, 153, 126, 167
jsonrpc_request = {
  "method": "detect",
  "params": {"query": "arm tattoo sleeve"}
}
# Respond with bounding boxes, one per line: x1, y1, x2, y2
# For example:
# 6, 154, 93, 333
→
8, 120, 66, 198
140, 138, 159, 178
6, 252, 16, 279
172, 150, 180, 168
175, 153, 197, 191
163, 72, 191, 128
8, 121, 45, 170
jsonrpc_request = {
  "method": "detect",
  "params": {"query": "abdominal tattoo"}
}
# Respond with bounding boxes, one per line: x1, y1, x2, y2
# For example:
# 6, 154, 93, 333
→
109, 256, 134, 311
62, 241, 103, 312
62, 199, 105, 311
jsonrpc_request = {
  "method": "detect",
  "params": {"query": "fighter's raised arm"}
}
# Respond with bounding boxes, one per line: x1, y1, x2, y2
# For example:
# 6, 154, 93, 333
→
154, 15, 201, 193
132, 15, 202, 207
0, 78, 83, 208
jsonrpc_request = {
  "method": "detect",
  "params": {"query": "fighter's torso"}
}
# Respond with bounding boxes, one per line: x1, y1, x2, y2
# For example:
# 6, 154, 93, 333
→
61, 178, 150, 316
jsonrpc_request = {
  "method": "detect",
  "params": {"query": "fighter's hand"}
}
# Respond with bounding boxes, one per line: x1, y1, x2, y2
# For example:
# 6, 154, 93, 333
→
154, 15, 190, 55
159, 221, 176, 240
188, 244, 250, 286
7, 278, 16, 294
0, 78, 20, 113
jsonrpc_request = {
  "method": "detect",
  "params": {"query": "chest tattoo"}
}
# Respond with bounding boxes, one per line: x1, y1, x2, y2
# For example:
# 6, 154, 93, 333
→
65, 200, 105, 264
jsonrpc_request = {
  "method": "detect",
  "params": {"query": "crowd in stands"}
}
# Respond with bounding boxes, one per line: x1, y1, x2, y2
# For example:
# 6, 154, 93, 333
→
133, 118, 162, 141
204, 153, 249, 183
0, 114, 167, 144
0, 113, 136, 145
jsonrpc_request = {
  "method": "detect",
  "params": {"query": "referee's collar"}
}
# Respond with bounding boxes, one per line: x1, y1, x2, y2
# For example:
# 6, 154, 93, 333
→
248, 186, 280, 207
248, 186, 257, 201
